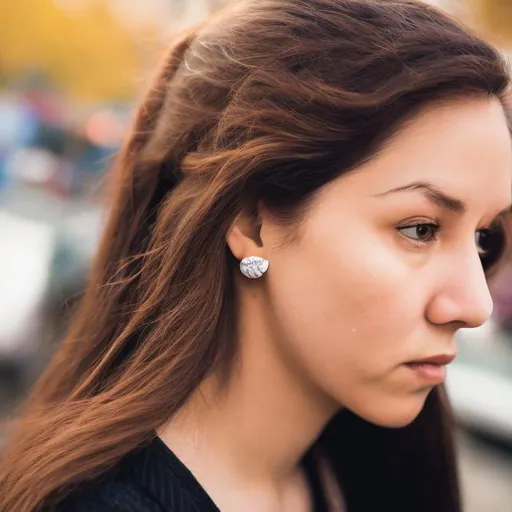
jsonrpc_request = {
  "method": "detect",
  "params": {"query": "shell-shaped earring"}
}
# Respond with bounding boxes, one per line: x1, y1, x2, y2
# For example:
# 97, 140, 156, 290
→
239, 256, 269, 279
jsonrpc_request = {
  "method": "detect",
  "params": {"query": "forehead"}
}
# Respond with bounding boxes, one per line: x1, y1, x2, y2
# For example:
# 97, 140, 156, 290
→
342, 97, 512, 208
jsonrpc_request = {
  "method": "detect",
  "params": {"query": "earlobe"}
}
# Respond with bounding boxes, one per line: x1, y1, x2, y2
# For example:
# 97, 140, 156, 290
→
227, 215, 270, 279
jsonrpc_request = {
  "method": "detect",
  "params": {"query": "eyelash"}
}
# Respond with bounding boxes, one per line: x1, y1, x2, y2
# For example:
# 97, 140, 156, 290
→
397, 221, 441, 247
396, 221, 503, 270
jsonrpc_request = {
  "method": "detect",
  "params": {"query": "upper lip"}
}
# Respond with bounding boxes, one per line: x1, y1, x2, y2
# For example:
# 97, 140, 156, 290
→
407, 353, 456, 366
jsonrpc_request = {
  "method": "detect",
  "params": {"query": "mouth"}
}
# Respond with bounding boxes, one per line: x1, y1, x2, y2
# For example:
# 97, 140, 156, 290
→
404, 353, 456, 384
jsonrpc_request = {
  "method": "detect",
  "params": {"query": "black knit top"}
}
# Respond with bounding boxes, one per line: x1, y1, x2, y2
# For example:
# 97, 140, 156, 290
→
55, 435, 329, 511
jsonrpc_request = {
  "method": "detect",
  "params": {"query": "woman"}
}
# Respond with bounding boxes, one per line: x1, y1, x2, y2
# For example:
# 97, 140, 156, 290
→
1, 0, 511, 511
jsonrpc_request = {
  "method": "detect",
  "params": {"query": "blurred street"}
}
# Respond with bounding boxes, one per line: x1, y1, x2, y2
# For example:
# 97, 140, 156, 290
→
458, 431, 512, 512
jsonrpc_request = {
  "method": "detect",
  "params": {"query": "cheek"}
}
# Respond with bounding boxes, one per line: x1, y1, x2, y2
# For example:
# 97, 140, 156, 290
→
268, 234, 418, 358
265, 230, 431, 425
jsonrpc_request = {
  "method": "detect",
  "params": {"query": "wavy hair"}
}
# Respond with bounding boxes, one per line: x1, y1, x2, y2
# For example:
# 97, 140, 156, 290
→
1, 1, 510, 511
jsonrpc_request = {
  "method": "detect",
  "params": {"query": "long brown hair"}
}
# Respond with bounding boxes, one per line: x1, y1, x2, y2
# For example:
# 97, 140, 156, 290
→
1, 1, 510, 511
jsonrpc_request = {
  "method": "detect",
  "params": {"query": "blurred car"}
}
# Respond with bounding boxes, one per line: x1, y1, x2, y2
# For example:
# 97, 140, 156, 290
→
0, 186, 103, 391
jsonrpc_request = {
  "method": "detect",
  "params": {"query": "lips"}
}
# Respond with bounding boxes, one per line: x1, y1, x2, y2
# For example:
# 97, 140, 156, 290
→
407, 353, 456, 366
404, 353, 456, 384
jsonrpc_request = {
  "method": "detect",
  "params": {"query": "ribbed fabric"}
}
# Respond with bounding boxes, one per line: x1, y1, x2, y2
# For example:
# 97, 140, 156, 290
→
56, 436, 328, 511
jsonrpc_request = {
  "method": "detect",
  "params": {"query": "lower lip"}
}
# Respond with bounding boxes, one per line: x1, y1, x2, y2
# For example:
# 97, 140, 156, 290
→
405, 363, 446, 384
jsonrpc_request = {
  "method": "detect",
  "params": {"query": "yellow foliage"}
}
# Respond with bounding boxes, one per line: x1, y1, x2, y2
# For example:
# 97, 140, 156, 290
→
466, 0, 512, 45
0, 0, 140, 101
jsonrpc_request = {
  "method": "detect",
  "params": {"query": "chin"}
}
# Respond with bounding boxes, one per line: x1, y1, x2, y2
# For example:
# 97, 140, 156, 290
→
353, 392, 430, 429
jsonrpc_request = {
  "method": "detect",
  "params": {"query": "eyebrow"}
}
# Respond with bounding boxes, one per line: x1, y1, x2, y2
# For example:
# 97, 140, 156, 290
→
376, 180, 467, 214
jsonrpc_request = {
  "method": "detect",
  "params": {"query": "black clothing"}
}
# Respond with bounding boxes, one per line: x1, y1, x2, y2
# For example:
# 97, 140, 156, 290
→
56, 436, 328, 511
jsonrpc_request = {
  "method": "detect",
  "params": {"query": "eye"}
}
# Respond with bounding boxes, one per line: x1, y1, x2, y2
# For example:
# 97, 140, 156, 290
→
476, 223, 506, 271
398, 223, 439, 243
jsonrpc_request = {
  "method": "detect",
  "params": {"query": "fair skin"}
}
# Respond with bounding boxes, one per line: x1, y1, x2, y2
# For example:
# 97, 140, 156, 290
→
159, 97, 512, 512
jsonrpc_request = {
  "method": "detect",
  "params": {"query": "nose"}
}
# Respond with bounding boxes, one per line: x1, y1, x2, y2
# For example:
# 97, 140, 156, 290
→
426, 249, 493, 329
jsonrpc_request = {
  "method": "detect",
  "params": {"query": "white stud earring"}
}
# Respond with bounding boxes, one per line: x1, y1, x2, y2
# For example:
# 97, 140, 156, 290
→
239, 256, 269, 279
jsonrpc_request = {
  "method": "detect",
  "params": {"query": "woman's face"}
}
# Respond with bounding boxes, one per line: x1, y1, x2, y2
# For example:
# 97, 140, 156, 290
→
260, 98, 512, 427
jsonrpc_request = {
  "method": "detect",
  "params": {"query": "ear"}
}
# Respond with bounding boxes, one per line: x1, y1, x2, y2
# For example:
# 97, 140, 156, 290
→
226, 203, 266, 261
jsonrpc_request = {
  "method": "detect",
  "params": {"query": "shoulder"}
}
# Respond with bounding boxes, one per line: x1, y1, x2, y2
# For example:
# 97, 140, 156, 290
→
51, 436, 216, 512
55, 476, 167, 512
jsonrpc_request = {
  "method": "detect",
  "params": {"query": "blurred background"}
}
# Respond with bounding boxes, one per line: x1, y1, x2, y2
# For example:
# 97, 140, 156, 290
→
0, 1, 511, 511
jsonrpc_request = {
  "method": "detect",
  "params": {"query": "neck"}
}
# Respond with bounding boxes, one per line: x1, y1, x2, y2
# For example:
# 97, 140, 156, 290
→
158, 291, 339, 489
